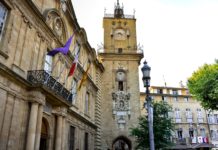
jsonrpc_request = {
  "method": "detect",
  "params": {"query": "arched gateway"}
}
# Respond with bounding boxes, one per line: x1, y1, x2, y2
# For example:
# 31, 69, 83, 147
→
112, 136, 132, 150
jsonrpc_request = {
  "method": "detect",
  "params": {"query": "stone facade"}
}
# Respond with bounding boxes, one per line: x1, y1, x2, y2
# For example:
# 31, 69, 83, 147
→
99, 2, 143, 150
140, 86, 218, 148
0, 0, 104, 150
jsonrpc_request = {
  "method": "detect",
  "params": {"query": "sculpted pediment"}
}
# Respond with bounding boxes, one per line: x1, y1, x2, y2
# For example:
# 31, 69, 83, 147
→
43, 9, 66, 42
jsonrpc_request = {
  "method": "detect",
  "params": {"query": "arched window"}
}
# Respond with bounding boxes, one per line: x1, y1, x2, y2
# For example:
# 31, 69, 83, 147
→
118, 81, 123, 91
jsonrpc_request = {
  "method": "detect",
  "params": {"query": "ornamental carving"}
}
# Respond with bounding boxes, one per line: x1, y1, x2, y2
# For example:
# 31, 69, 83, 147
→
44, 9, 66, 42
112, 91, 130, 111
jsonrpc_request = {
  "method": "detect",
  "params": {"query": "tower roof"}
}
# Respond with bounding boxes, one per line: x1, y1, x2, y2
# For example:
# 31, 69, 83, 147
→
114, 0, 124, 18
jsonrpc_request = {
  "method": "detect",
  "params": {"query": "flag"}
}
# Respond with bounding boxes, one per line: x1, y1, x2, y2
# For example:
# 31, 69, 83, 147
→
47, 33, 75, 56
68, 46, 81, 77
77, 63, 91, 91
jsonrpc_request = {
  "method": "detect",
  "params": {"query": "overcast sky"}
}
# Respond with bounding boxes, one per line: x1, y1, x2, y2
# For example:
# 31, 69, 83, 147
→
72, 0, 218, 90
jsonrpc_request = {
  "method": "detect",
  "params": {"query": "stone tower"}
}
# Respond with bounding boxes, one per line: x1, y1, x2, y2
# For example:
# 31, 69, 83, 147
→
99, 0, 143, 149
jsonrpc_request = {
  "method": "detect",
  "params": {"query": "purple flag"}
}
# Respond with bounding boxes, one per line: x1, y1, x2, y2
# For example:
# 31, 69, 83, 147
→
47, 35, 74, 56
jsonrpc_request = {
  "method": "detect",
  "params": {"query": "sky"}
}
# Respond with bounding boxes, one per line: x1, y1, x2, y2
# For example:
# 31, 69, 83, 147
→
72, 0, 218, 90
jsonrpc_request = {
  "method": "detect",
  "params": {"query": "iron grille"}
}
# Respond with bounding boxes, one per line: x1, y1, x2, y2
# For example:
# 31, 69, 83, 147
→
27, 70, 72, 103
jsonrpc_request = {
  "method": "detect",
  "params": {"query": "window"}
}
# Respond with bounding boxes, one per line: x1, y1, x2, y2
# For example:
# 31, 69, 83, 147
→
200, 128, 205, 137
162, 96, 167, 102
118, 81, 123, 91
197, 109, 203, 123
173, 97, 178, 102
175, 108, 181, 123
184, 97, 189, 102
73, 41, 80, 55
172, 90, 178, 95
84, 132, 88, 150
186, 108, 193, 123
85, 92, 89, 114
214, 114, 218, 123
0, 2, 8, 41
157, 89, 163, 94
211, 130, 216, 140
71, 78, 77, 104
177, 130, 183, 139
118, 48, 122, 53
69, 126, 75, 150
216, 130, 218, 139
44, 54, 53, 74
189, 129, 194, 138
208, 114, 215, 124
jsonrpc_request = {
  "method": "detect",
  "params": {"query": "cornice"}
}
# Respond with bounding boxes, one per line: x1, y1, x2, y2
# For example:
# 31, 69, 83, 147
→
0, 62, 30, 88
99, 53, 143, 62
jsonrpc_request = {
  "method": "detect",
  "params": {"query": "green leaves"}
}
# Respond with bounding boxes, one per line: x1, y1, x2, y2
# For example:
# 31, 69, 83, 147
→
187, 61, 218, 110
130, 101, 175, 149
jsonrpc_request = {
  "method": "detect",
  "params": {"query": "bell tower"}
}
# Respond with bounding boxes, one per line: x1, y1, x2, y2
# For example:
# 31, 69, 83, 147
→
99, 0, 143, 149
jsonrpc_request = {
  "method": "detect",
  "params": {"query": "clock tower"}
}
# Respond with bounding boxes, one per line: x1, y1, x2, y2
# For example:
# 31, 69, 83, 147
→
99, 0, 143, 149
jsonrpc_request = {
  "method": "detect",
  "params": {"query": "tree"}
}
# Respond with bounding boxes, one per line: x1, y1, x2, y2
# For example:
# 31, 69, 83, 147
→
187, 60, 218, 110
130, 101, 175, 149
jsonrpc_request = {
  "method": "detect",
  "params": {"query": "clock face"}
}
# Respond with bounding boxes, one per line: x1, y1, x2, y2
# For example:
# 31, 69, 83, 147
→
117, 71, 125, 81
114, 29, 126, 40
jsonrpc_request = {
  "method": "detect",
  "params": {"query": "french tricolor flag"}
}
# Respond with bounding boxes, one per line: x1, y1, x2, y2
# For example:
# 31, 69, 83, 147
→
68, 46, 80, 77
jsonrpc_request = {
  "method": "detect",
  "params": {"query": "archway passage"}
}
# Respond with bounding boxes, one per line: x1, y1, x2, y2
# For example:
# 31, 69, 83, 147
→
40, 118, 49, 150
112, 136, 131, 150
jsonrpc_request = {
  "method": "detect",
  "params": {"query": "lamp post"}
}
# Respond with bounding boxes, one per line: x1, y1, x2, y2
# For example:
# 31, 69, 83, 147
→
141, 60, 155, 150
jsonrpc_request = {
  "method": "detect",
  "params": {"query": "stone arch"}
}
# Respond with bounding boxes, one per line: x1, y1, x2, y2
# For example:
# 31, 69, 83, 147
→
112, 136, 132, 150
39, 117, 50, 150
43, 8, 67, 42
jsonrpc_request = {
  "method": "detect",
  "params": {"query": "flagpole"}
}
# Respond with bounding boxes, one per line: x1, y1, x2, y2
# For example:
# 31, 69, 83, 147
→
45, 30, 77, 83
77, 61, 91, 91
59, 45, 81, 88
67, 81, 77, 101
61, 57, 88, 98
52, 61, 68, 89
59, 45, 81, 94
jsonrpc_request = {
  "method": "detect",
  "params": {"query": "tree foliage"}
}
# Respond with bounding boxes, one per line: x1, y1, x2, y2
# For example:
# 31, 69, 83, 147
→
130, 101, 175, 149
187, 61, 218, 110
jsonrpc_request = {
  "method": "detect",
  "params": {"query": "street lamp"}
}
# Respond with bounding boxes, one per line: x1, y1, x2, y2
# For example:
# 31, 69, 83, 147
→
141, 60, 155, 150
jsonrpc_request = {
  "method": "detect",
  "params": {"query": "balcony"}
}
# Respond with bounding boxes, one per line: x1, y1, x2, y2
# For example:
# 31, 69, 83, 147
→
172, 138, 187, 145
27, 70, 72, 103
98, 48, 143, 54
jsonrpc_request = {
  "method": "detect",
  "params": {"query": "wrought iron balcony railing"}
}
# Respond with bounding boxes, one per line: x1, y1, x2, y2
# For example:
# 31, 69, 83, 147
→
104, 13, 135, 19
27, 70, 72, 103
176, 138, 187, 145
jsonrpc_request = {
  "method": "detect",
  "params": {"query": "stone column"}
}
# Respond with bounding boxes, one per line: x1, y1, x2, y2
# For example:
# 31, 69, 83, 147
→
55, 115, 63, 150
26, 102, 39, 150
34, 104, 43, 150
61, 117, 66, 150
